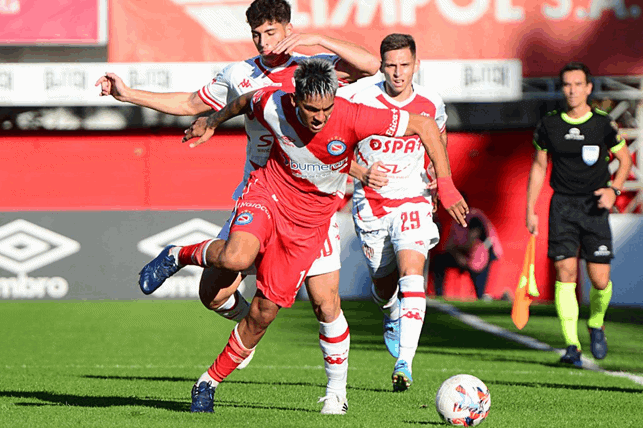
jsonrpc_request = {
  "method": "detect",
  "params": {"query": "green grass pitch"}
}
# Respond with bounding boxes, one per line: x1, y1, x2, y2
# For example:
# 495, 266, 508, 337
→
1, 299, 642, 427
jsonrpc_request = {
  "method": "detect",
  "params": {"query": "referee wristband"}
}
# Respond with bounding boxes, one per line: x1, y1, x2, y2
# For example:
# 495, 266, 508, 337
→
437, 176, 463, 209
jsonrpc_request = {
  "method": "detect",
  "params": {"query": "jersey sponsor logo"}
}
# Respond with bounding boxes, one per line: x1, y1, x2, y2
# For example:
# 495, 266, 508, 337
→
564, 127, 585, 141
327, 140, 347, 156
237, 201, 272, 219
138, 219, 224, 298
582, 145, 600, 166
258, 134, 275, 148
593, 245, 611, 257
281, 153, 348, 178
0, 219, 80, 300
369, 136, 421, 154
239, 78, 252, 89
234, 211, 254, 226
386, 108, 400, 137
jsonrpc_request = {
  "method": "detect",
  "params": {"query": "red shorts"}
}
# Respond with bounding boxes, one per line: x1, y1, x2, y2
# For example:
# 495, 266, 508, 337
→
230, 177, 329, 308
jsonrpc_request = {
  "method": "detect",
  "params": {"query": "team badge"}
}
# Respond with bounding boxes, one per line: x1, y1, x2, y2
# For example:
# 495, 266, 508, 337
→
234, 212, 253, 226
581, 145, 600, 166
327, 140, 347, 156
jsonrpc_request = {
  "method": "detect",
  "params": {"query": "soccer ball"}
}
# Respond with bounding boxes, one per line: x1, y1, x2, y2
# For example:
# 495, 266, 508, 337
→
435, 374, 490, 426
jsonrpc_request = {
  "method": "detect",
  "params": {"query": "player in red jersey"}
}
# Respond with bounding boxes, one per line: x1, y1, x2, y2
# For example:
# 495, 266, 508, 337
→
182, 58, 468, 414
97, 0, 381, 412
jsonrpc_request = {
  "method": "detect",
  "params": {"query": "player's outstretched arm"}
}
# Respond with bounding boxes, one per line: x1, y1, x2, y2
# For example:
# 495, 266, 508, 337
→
182, 91, 257, 148
526, 150, 548, 235
272, 33, 380, 83
95, 72, 210, 116
406, 114, 468, 227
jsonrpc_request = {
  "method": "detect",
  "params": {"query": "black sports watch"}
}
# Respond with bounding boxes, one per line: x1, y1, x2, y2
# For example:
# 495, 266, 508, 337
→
610, 186, 622, 196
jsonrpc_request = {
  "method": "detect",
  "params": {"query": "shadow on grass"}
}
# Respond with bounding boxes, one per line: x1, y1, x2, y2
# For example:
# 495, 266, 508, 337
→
79, 375, 389, 393
1, 390, 337, 414
83, 374, 193, 382
488, 379, 643, 394
1, 390, 188, 412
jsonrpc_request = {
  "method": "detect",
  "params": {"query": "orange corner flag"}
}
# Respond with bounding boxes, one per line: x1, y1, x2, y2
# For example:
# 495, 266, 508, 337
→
511, 235, 540, 330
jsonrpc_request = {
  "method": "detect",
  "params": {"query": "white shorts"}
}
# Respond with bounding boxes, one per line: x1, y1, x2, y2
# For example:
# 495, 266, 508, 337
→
354, 202, 439, 279
217, 209, 341, 278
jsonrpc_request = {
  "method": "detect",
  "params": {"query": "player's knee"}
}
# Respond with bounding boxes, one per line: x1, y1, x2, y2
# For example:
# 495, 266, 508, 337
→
311, 295, 341, 323
219, 249, 254, 272
555, 265, 577, 283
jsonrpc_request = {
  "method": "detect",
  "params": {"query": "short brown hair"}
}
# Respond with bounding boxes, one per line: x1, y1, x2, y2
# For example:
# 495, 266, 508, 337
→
380, 34, 416, 59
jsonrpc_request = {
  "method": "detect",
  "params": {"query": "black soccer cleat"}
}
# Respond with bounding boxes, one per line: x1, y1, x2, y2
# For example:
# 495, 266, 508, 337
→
588, 326, 608, 360
559, 345, 582, 368
190, 381, 215, 413
138, 245, 182, 295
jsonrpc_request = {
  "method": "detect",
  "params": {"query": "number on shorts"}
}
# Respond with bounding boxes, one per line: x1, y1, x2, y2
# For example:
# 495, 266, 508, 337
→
295, 270, 306, 292
401, 211, 420, 232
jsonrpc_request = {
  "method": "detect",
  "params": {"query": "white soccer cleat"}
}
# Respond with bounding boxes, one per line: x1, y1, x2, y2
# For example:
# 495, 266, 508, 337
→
236, 348, 255, 370
318, 394, 348, 415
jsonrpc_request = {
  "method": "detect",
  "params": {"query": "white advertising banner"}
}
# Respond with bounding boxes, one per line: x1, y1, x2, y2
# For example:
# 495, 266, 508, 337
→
420, 60, 523, 102
0, 63, 226, 107
0, 60, 522, 106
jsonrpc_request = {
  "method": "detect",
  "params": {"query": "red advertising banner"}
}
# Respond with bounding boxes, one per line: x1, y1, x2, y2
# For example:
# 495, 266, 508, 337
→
0, 0, 106, 44
108, 0, 643, 77
0, 130, 555, 300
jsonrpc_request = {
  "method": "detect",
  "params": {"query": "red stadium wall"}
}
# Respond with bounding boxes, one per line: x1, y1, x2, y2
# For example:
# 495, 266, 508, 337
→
0, 130, 555, 300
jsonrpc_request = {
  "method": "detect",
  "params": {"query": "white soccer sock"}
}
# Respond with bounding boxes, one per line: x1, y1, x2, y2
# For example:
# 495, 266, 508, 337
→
196, 370, 219, 388
168, 246, 182, 265
319, 311, 350, 399
371, 282, 400, 320
214, 290, 250, 321
397, 275, 426, 370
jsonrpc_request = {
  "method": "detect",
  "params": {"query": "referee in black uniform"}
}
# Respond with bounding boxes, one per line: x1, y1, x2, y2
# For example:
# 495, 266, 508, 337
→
525, 62, 632, 367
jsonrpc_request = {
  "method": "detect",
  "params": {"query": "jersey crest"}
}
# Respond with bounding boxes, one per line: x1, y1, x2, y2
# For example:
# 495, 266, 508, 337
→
581, 145, 600, 166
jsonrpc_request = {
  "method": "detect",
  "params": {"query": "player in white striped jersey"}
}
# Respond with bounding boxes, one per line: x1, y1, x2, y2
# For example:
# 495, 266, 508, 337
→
350, 34, 448, 392
96, 0, 380, 414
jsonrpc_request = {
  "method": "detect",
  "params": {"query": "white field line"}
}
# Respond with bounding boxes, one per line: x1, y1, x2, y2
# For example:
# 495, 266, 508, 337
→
426, 299, 643, 387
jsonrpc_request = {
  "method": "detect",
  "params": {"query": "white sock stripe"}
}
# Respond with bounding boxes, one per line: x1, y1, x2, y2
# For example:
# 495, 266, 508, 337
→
201, 239, 215, 268
232, 323, 254, 351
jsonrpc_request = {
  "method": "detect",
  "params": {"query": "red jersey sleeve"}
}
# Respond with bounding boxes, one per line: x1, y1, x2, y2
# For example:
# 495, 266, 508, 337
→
352, 102, 409, 142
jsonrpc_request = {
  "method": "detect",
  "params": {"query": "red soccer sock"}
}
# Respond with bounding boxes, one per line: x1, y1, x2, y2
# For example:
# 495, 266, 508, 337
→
178, 239, 213, 267
207, 325, 254, 382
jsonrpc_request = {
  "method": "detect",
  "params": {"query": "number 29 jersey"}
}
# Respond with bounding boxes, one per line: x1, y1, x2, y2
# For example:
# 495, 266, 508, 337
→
350, 82, 447, 226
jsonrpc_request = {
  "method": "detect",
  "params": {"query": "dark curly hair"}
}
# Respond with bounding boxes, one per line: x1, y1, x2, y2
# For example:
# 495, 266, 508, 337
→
246, 0, 291, 29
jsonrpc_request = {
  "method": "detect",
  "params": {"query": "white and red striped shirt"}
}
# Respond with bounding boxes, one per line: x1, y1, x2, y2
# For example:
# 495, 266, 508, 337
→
198, 53, 343, 200
351, 82, 447, 222
249, 87, 410, 227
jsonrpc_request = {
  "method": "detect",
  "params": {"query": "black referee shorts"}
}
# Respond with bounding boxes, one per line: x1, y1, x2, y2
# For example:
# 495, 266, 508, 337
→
547, 192, 613, 264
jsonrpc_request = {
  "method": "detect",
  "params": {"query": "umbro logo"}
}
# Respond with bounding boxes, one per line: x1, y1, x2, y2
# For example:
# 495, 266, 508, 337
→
0, 219, 80, 299
593, 245, 611, 257
564, 128, 585, 140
